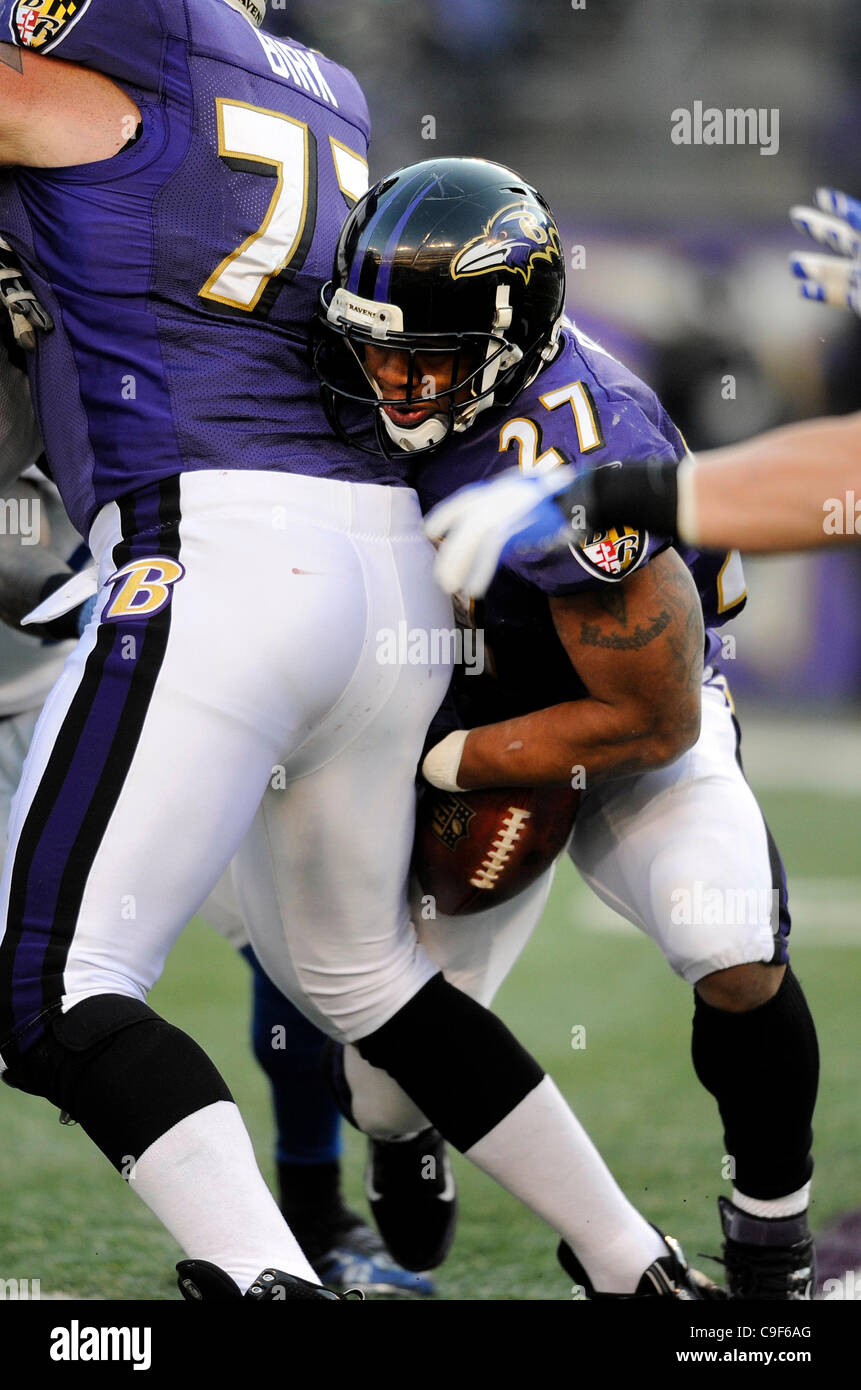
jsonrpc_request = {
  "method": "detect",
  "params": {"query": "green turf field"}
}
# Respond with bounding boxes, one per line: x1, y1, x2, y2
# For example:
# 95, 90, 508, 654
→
0, 780, 858, 1301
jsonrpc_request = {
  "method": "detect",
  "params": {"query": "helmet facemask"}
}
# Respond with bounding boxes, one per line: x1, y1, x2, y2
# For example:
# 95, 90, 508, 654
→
316, 284, 536, 458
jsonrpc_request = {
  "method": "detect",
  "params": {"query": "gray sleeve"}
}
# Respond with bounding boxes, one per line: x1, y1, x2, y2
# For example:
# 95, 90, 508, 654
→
0, 351, 43, 493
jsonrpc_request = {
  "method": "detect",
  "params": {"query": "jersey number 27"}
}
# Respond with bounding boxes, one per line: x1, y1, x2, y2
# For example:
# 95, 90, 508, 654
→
500, 381, 605, 473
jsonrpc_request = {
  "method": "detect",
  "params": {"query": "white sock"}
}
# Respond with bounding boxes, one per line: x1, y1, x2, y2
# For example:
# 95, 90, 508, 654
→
732, 1183, 811, 1220
465, 1077, 666, 1293
129, 1100, 319, 1293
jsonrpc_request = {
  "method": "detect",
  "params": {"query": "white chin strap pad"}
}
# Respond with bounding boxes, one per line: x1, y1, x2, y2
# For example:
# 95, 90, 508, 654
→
381, 410, 449, 453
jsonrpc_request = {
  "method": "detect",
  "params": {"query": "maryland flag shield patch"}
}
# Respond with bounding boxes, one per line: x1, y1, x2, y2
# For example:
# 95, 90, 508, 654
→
11, 0, 92, 51
569, 525, 649, 582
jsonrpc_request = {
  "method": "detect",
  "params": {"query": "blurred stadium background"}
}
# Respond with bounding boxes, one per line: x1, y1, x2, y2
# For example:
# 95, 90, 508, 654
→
1, 0, 859, 1300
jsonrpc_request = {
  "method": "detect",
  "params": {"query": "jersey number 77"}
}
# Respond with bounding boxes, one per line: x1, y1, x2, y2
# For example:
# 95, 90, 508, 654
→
200, 99, 367, 315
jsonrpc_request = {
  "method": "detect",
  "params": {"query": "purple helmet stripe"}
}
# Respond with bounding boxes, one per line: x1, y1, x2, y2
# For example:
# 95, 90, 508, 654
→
345, 179, 412, 294
346, 170, 431, 296
374, 177, 439, 303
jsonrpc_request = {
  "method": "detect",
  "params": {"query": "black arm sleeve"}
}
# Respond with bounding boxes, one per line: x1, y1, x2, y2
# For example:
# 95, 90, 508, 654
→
558, 459, 681, 538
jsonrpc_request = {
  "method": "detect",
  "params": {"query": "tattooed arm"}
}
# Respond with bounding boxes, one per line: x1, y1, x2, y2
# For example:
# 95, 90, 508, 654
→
455, 548, 704, 788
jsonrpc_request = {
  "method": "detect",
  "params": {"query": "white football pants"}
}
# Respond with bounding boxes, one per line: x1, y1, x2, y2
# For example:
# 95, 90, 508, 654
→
0, 470, 452, 1068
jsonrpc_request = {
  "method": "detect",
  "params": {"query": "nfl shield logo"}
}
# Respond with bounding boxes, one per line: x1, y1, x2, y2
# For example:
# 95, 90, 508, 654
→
431, 795, 476, 851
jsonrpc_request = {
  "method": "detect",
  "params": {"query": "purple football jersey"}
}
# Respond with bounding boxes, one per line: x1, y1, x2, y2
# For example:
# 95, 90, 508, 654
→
414, 321, 747, 715
0, 0, 407, 535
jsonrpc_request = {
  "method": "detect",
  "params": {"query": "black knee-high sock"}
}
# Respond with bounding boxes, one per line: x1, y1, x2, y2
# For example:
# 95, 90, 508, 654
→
357, 973, 544, 1152
691, 968, 818, 1200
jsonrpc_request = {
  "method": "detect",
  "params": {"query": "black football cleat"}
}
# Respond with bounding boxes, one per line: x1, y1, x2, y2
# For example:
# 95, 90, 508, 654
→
176, 1259, 362, 1301
559, 1232, 727, 1299
718, 1196, 814, 1300
365, 1128, 457, 1272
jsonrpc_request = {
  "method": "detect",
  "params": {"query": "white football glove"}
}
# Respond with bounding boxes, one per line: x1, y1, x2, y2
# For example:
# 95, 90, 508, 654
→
424, 466, 578, 598
789, 188, 861, 316
21, 564, 99, 629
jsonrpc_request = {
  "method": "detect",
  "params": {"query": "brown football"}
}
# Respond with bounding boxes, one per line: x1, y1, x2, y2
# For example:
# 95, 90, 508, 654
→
413, 782, 582, 916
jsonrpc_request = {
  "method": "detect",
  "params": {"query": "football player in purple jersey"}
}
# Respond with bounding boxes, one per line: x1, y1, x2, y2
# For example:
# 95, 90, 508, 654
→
424, 187, 861, 582
0, 4, 727, 1303
315, 157, 821, 1299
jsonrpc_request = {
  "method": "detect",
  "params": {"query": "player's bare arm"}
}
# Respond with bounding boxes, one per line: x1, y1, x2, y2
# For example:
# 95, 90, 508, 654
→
564, 411, 861, 555
683, 412, 861, 551
0, 44, 138, 166
454, 547, 703, 789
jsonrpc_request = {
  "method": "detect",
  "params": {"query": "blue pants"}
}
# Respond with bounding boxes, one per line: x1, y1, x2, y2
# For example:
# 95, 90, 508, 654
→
242, 945, 341, 1165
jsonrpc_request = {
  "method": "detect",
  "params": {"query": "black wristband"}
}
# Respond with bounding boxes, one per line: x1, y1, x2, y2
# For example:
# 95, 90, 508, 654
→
558, 459, 681, 537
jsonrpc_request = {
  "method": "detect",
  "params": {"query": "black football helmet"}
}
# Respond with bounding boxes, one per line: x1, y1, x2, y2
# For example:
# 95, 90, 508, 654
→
314, 157, 566, 456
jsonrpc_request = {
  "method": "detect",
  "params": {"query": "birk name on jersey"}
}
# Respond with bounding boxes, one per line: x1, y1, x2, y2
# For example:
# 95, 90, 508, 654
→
253, 30, 339, 108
